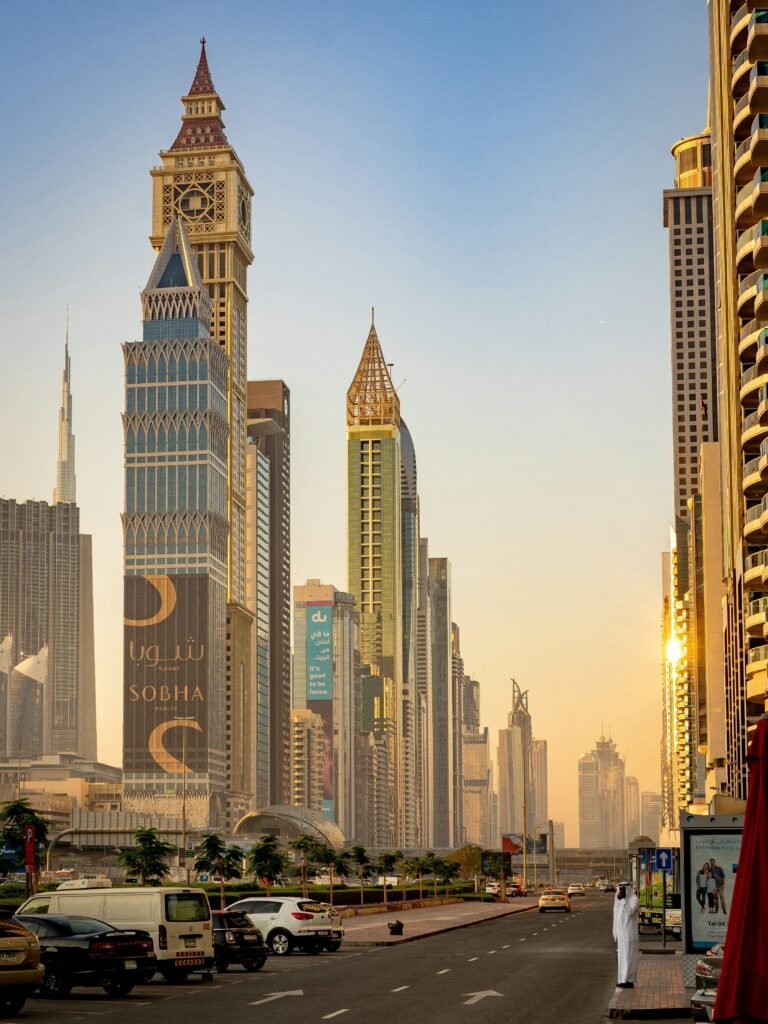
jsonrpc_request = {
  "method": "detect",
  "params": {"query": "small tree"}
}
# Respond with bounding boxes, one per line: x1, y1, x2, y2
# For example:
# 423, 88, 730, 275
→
247, 834, 288, 896
0, 798, 50, 893
194, 833, 244, 909
398, 856, 420, 904
486, 852, 509, 900
348, 845, 370, 906
448, 844, 482, 881
289, 833, 320, 899
421, 850, 439, 900
377, 850, 402, 904
434, 857, 460, 897
119, 827, 174, 885
312, 844, 350, 906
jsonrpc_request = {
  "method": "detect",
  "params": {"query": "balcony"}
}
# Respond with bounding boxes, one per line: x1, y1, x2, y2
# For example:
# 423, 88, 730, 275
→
740, 317, 767, 358
733, 3, 752, 53
745, 501, 765, 540
747, 595, 768, 634
741, 359, 768, 407
739, 268, 764, 318
752, 115, 768, 163
748, 10, 768, 61
736, 170, 768, 228
744, 454, 766, 497
751, 59, 768, 105
745, 547, 768, 588
746, 643, 768, 677
736, 136, 755, 185
734, 48, 753, 96
742, 408, 768, 450
735, 91, 754, 138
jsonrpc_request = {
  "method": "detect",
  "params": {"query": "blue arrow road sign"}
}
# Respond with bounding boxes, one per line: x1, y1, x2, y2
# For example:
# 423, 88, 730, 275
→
655, 848, 673, 872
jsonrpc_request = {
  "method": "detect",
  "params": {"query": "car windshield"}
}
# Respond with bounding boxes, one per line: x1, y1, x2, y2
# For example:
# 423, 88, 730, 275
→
298, 902, 326, 914
0, 919, 34, 938
165, 893, 210, 922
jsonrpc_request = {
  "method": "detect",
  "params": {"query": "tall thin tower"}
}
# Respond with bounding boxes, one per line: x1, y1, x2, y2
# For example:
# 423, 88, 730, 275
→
53, 321, 76, 504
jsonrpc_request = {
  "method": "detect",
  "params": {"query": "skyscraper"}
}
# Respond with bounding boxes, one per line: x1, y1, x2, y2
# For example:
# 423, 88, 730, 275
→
624, 775, 640, 842
53, 332, 76, 505
399, 420, 419, 848
122, 217, 229, 827
462, 677, 480, 733
429, 556, 453, 847
415, 537, 434, 846
497, 681, 533, 843
578, 736, 626, 849
246, 381, 291, 806
450, 623, 465, 847
530, 738, 548, 833
245, 432, 270, 809
641, 791, 662, 845
148, 42, 254, 825
462, 727, 491, 847
346, 315, 403, 845
290, 709, 324, 812
293, 580, 360, 838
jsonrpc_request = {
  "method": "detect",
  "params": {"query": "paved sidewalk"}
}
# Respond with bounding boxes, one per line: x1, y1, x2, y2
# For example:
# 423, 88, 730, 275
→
342, 897, 539, 945
604, 952, 689, 1020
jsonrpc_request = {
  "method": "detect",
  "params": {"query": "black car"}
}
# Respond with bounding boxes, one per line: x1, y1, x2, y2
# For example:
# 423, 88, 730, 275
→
15, 915, 156, 998
211, 911, 267, 972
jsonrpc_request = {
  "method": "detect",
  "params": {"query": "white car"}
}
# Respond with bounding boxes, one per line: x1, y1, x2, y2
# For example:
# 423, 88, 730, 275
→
567, 883, 586, 897
227, 896, 344, 956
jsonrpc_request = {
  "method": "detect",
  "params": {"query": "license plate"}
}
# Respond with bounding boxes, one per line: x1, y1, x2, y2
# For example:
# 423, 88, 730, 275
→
184, 938, 196, 948
124, 960, 137, 970
317, 931, 330, 936
245, 936, 259, 942
0, 953, 16, 963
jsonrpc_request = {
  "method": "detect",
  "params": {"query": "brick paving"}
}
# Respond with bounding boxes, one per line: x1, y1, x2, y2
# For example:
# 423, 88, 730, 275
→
605, 952, 689, 1020
341, 897, 538, 945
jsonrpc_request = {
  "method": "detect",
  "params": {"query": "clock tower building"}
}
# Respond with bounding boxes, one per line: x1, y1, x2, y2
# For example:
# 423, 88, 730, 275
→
149, 41, 254, 826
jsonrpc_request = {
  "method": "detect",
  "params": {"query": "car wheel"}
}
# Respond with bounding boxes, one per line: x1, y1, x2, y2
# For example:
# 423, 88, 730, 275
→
161, 968, 189, 984
0, 993, 27, 1017
324, 942, 341, 953
40, 960, 73, 999
269, 930, 293, 956
304, 941, 321, 955
242, 958, 267, 972
214, 957, 230, 973
102, 978, 135, 998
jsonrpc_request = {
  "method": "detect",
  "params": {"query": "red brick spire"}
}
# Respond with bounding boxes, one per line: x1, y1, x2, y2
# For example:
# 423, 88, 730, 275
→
188, 37, 215, 96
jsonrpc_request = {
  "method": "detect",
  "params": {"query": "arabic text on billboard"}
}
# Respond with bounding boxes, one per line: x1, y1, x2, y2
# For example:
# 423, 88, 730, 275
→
306, 604, 332, 700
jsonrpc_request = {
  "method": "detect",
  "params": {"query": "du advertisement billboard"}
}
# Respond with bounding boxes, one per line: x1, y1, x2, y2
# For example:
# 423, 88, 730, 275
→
124, 575, 209, 775
682, 825, 742, 952
306, 603, 334, 818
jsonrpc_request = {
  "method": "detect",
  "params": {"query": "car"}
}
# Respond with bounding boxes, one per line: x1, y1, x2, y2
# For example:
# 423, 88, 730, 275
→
567, 883, 586, 897
538, 889, 571, 913
211, 911, 268, 973
484, 882, 500, 895
15, 915, 155, 998
227, 897, 344, 956
0, 917, 44, 1017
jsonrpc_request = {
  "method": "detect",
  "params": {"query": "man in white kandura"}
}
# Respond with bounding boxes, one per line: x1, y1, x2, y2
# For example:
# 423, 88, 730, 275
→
612, 882, 639, 989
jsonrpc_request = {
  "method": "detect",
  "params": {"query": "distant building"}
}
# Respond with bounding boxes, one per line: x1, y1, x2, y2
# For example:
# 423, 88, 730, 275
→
578, 736, 626, 849
415, 537, 434, 846
462, 727, 491, 847
450, 624, 464, 847
497, 682, 534, 842
429, 556, 453, 847
531, 739, 548, 833
641, 792, 662, 845
400, 420, 419, 848
463, 677, 480, 733
625, 776, 641, 841
290, 709, 324, 812
360, 666, 396, 846
552, 820, 566, 851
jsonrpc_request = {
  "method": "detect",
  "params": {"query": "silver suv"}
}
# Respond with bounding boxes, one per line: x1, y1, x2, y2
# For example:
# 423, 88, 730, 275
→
227, 897, 344, 956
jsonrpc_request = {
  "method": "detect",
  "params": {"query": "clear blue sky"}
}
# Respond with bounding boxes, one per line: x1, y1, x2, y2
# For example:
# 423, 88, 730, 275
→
0, 0, 708, 843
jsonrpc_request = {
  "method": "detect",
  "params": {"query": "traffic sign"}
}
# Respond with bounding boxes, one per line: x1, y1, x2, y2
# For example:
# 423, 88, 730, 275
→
655, 848, 673, 872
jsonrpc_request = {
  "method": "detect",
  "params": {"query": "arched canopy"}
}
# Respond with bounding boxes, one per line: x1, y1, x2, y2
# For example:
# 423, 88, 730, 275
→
232, 805, 346, 851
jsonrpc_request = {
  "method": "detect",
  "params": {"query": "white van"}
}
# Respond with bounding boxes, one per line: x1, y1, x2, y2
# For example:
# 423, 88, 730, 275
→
17, 887, 213, 981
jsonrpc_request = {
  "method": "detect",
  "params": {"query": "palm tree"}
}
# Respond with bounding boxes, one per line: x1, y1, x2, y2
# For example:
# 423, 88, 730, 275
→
0, 798, 50, 893
247, 834, 288, 896
330, 851, 351, 906
119, 827, 174, 885
289, 833, 319, 899
194, 833, 244, 909
376, 850, 402, 905
399, 857, 420, 905
412, 855, 428, 901
348, 845, 370, 906
311, 844, 336, 904
421, 850, 439, 900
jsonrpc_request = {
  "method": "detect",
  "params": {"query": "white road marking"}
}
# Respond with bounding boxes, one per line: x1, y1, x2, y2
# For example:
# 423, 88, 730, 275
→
519, 938, 526, 942
392, 986, 409, 992
502, 944, 510, 949
468, 956, 479, 961
463, 991, 503, 1005
249, 990, 304, 1007
488, 950, 496, 954
437, 968, 451, 974
322, 1011, 349, 1020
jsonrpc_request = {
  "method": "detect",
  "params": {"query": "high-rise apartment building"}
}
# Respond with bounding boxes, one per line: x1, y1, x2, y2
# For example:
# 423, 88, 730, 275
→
122, 218, 230, 828
415, 537, 433, 846
530, 738, 548, 833
360, 666, 396, 845
346, 316, 403, 846
497, 681, 533, 843
245, 433, 270, 809
399, 420, 418, 847
0, 345, 96, 761
578, 736, 626, 849
293, 580, 360, 838
462, 727, 491, 847
429, 556, 453, 847
463, 677, 480, 733
148, 42, 254, 825
246, 381, 291, 806
625, 775, 640, 841
708, 2, 768, 799
290, 709, 324, 812
450, 623, 464, 847
641, 791, 662, 844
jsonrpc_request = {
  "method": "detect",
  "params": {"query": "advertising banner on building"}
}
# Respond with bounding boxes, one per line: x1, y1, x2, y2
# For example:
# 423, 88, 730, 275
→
502, 833, 547, 855
305, 603, 333, 818
681, 819, 743, 952
124, 575, 209, 775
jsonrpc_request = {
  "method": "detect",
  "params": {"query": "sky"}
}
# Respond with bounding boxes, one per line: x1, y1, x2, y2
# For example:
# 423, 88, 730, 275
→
0, 0, 709, 845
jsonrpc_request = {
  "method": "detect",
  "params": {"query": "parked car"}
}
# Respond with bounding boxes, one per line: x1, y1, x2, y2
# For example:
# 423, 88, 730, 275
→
538, 889, 571, 913
17, 886, 214, 983
509, 884, 529, 898
211, 911, 267, 972
0, 917, 44, 1017
484, 882, 500, 895
227, 896, 344, 956
567, 883, 586, 897
15, 915, 155, 998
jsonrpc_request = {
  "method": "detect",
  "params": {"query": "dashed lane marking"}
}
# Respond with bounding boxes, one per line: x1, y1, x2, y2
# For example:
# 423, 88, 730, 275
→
322, 1011, 349, 1020
468, 957, 479, 961
437, 969, 451, 974
392, 986, 409, 992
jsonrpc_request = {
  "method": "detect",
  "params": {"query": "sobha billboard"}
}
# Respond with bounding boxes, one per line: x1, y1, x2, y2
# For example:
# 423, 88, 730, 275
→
306, 602, 334, 819
124, 574, 209, 775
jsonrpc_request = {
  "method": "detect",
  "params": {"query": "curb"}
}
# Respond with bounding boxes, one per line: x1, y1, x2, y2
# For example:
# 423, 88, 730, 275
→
604, 1009, 690, 1021
342, 903, 538, 947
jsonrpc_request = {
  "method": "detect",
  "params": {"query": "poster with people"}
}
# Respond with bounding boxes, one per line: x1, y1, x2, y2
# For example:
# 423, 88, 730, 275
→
687, 832, 741, 950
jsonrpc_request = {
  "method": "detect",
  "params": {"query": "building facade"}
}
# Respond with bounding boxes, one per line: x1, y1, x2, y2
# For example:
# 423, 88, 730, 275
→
415, 537, 434, 847
450, 623, 464, 847
289, 709, 324, 812
624, 775, 640, 841
293, 580, 360, 838
245, 435, 270, 809
640, 791, 662, 844
530, 738, 548, 834
496, 681, 534, 844
578, 735, 626, 850
462, 726, 491, 847
429, 556, 453, 847
246, 380, 291, 806
399, 420, 419, 848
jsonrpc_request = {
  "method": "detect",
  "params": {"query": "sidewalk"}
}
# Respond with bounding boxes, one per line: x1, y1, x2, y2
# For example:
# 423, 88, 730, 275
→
342, 897, 539, 945
604, 949, 689, 1020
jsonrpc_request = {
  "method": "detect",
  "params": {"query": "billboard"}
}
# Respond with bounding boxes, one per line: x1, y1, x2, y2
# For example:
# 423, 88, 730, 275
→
502, 833, 547, 855
124, 575, 209, 774
306, 603, 334, 818
682, 826, 742, 952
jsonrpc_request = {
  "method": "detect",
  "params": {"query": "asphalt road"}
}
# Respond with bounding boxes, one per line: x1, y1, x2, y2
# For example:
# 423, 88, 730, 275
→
18, 893, 618, 1024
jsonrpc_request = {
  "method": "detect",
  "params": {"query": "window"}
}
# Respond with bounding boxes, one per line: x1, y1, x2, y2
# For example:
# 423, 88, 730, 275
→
165, 893, 210, 922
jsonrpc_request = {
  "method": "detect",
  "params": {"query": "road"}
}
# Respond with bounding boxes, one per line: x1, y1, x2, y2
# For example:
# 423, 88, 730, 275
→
19, 893, 618, 1024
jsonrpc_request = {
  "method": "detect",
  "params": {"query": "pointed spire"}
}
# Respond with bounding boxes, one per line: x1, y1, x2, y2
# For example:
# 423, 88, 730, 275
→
347, 313, 400, 428
53, 312, 76, 504
170, 39, 228, 152
141, 217, 212, 327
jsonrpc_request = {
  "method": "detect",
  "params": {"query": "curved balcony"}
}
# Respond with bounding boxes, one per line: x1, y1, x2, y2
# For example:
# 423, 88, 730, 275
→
741, 359, 768, 406
743, 408, 768, 450
748, 596, 768, 635
744, 454, 766, 497
751, 60, 768, 105
752, 117, 768, 163
739, 268, 764, 318
734, 48, 753, 96
758, 383, 768, 423
733, 3, 752, 54
740, 317, 767, 358
748, 11, 768, 62
755, 331, 768, 372
745, 547, 768, 589
736, 136, 754, 185
736, 171, 768, 228
746, 643, 768, 678
735, 91, 754, 138
745, 500, 765, 539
